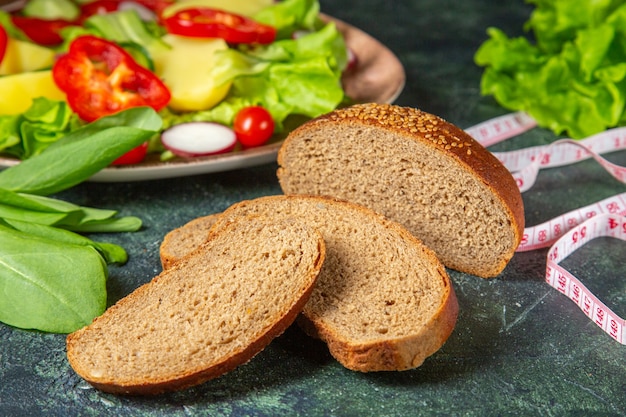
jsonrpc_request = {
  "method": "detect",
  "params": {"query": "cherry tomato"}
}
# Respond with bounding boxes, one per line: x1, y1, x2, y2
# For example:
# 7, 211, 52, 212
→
111, 142, 149, 165
233, 106, 275, 147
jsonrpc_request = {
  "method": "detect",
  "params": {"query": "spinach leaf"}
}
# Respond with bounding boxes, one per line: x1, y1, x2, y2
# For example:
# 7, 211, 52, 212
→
0, 225, 107, 333
0, 107, 160, 333
0, 218, 128, 264
0, 187, 142, 233
0, 107, 162, 195
64, 216, 142, 233
0, 203, 67, 225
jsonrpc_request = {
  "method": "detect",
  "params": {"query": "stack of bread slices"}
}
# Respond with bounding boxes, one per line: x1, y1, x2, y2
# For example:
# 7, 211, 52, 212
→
66, 104, 523, 395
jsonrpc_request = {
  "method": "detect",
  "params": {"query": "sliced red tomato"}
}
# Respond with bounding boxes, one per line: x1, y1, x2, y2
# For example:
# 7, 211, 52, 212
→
111, 142, 149, 165
0, 25, 7, 64
163, 8, 276, 44
10, 16, 76, 46
52, 35, 170, 122
233, 106, 275, 147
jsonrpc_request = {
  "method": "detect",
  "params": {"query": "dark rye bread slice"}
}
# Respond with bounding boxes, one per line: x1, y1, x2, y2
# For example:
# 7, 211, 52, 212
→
159, 214, 220, 269
66, 217, 325, 395
209, 195, 458, 372
276, 103, 525, 278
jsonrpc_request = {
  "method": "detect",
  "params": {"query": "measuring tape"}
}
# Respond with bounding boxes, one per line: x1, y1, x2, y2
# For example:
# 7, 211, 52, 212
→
465, 112, 626, 344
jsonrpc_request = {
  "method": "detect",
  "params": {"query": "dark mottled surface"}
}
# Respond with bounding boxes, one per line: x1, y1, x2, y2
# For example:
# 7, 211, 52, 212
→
1, 0, 625, 416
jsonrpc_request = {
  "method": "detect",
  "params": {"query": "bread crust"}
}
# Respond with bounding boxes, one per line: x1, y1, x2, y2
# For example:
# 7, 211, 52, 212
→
277, 103, 524, 277
212, 195, 459, 373
296, 230, 458, 372
66, 217, 326, 395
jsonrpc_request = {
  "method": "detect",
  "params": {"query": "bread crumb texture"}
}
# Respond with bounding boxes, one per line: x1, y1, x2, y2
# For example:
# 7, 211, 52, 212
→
213, 195, 458, 372
277, 103, 524, 277
159, 214, 219, 269
66, 217, 324, 394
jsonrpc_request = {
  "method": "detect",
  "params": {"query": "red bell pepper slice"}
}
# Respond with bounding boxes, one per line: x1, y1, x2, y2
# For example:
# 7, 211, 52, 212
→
111, 142, 149, 165
0, 25, 7, 65
52, 35, 170, 122
163, 8, 277, 44
79, 0, 174, 22
10, 16, 76, 46
133, 0, 174, 14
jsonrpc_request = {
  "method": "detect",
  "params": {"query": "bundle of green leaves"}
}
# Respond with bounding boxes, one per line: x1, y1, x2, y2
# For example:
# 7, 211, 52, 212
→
0, 107, 161, 333
475, 0, 626, 139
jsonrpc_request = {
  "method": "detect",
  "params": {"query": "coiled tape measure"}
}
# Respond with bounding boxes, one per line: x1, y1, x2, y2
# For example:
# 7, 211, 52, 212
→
465, 112, 626, 344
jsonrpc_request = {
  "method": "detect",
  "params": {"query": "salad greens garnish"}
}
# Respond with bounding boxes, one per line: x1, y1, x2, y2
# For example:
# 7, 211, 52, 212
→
474, 0, 626, 139
0, 107, 162, 333
0, 98, 79, 159
184, 21, 347, 131
254, 0, 319, 38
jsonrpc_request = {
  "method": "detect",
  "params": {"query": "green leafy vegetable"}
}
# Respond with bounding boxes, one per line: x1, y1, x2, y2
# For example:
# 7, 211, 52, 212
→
0, 107, 161, 333
0, 188, 142, 233
22, 0, 79, 21
254, 0, 320, 38
0, 224, 107, 333
82, 9, 169, 53
0, 98, 78, 159
474, 0, 626, 139
0, 218, 127, 264
0, 106, 162, 195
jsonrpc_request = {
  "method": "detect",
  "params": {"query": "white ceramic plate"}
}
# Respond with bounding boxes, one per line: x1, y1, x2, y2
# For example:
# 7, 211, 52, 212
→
0, 11, 405, 182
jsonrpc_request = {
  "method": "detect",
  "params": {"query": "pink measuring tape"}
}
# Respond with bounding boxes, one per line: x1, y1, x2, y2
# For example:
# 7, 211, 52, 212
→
465, 112, 626, 345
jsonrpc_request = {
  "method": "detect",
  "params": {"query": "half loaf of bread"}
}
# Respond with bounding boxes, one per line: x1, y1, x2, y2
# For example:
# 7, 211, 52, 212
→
66, 216, 325, 395
276, 103, 524, 278
208, 195, 458, 372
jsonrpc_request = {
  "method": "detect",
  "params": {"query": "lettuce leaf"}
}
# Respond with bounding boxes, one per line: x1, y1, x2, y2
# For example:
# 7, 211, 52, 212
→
169, 20, 347, 132
254, 0, 321, 38
0, 98, 78, 159
475, 0, 626, 139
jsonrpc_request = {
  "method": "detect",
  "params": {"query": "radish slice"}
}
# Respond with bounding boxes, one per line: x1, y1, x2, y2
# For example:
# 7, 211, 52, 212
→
161, 122, 237, 158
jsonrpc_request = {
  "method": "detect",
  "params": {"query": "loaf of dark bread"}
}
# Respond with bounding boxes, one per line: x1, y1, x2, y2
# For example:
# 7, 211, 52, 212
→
276, 103, 524, 278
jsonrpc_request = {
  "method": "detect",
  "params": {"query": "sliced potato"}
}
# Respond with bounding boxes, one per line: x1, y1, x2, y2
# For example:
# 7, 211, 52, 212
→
0, 71, 66, 115
150, 35, 232, 112
0, 39, 56, 76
